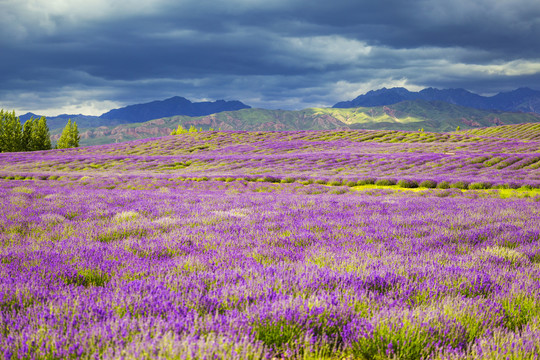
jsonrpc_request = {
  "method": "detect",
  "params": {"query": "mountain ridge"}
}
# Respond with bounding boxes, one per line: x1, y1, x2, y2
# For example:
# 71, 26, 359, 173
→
333, 87, 540, 113
19, 97, 251, 129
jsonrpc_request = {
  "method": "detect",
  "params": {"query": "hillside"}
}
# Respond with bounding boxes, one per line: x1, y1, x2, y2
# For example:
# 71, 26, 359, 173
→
67, 100, 540, 146
458, 122, 540, 140
3, 128, 540, 187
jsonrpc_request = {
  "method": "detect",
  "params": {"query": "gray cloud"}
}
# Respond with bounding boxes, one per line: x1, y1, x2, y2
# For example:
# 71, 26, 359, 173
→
1, 0, 540, 115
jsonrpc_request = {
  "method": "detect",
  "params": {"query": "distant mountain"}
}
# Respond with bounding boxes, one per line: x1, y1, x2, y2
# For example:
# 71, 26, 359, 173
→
19, 113, 113, 130
62, 100, 540, 146
100, 97, 250, 123
333, 87, 540, 113
19, 97, 251, 129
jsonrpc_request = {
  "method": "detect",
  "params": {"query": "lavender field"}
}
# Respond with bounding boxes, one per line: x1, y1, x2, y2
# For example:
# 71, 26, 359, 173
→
2, 129, 540, 359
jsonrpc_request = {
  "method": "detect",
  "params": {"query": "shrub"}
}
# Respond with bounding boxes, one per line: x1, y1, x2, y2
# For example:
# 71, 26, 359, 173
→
357, 178, 376, 185
328, 180, 342, 186
262, 176, 279, 183
436, 181, 451, 189
397, 179, 418, 188
375, 178, 396, 186
469, 182, 492, 190
315, 179, 327, 185
450, 181, 469, 190
419, 180, 437, 188
346, 180, 358, 187
281, 177, 295, 183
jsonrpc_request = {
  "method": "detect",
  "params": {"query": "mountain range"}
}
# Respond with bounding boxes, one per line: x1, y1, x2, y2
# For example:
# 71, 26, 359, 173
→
12, 87, 540, 146
19, 97, 250, 130
333, 87, 540, 113
64, 100, 540, 146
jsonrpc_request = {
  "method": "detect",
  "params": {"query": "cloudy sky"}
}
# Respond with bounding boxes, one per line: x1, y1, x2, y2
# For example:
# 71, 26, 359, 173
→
2, 0, 540, 115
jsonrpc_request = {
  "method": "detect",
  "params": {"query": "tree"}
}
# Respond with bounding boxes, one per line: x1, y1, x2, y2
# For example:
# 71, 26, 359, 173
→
171, 125, 188, 135
0, 110, 4, 152
57, 119, 80, 149
21, 117, 35, 151
32, 116, 52, 151
171, 124, 204, 135
456, 126, 461, 132
70, 121, 80, 148
1, 111, 22, 152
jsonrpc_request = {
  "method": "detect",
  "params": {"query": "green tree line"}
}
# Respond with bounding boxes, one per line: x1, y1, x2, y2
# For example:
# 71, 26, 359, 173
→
170, 125, 216, 135
0, 110, 80, 152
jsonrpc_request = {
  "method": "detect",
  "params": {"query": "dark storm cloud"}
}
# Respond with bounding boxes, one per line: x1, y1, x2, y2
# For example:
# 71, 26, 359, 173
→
1, 0, 540, 115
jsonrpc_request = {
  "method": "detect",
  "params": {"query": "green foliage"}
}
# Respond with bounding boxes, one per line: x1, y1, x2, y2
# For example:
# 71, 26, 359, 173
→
328, 180, 342, 186
281, 177, 296, 183
31, 116, 52, 151
419, 180, 437, 188
0, 110, 23, 152
375, 178, 396, 186
56, 119, 81, 149
357, 178, 376, 185
171, 125, 188, 135
21, 117, 35, 151
397, 179, 418, 188
171, 124, 203, 135
468, 182, 492, 190
450, 181, 469, 190
0, 110, 52, 152
436, 181, 451, 189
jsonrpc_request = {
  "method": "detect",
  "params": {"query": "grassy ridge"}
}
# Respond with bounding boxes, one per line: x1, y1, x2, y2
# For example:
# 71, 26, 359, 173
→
459, 122, 540, 140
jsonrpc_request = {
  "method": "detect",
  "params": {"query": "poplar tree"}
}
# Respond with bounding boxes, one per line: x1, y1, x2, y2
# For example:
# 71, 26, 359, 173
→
0, 110, 4, 152
21, 117, 35, 151
57, 119, 80, 149
1, 111, 22, 152
70, 121, 80, 148
32, 116, 52, 151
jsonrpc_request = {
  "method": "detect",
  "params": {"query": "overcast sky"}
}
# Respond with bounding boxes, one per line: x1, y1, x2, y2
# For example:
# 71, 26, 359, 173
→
2, 0, 540, 116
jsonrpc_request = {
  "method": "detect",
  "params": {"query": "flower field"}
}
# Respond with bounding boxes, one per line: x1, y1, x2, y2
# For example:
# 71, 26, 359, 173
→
1, 128, 540, 359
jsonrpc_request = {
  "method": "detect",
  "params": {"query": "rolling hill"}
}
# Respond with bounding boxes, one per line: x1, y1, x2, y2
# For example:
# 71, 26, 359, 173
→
63, 100, 540, 146
458, 122, 540, 140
